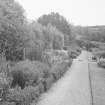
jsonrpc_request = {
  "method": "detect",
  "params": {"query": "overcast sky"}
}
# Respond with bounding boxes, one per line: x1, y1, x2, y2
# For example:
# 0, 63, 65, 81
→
16, 0, 105, 26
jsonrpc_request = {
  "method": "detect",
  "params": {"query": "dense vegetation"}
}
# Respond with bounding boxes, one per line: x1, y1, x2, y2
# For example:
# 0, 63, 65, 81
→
72, 25, 105, 42
0, 0, 105, 104
1, 0, 105, 104
0, 0, 82, 105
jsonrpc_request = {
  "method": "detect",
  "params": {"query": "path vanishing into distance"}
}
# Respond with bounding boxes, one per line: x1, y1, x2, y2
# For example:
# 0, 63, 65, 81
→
35, 51, 105, 105
36, 51, 92, 105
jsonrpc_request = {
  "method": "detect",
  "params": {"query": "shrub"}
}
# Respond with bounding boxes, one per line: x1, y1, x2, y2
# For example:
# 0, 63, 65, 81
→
0, 73, 10, 102
6, 86, 40, 105
10, 60, 51, 88
0, 101, 16, 105
24, 46, 43, 61
50, 60, 72, 81
1, 48, 74, 105
67, 47, 80, 59
11, 70, 26, 89
30, 59, 72, 105
40, 74, 54, 92
42, 49, 69, 66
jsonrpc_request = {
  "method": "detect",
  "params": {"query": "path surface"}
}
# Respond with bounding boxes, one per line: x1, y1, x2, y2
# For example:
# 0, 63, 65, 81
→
89, 61, 105, 105
36, 51, 91, 105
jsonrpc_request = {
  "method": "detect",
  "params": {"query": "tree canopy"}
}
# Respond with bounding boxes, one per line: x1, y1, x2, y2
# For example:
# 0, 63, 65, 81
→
38, 12, 73, 45
0, 0, 27, 61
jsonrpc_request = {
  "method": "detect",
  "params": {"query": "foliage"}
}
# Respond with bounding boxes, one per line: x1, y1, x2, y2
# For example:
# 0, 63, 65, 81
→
46, 24, 64, 50
38, 12, 71, 35
25, 23, 64, 61
37, 12, 73, 45
10, 60, 51, 88
0, 0, 25, 23
0, 1, 81, 105
0, 0, 27, 61
50, 60, 72, 81
74, 25, 105, 42
67, 44, 81, 59
42, 49, 69, 67
97, 59, 105, 68
0, 73, 9, 101
1, 57, 73, 105
6, 86, 40, 105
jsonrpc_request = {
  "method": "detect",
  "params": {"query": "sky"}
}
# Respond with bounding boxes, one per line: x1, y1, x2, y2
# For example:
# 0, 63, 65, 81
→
16, 0, 105, 26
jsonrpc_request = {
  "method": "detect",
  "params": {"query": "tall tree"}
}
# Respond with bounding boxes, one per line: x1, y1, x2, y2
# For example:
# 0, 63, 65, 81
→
0, 0, 27, 61
38, 12, 72, 45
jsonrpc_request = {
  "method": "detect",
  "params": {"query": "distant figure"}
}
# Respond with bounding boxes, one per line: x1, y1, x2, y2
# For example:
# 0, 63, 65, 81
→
92, 56, 97, 61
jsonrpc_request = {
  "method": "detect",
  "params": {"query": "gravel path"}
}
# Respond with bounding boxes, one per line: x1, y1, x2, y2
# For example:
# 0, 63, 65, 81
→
36, 51, 91, 105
